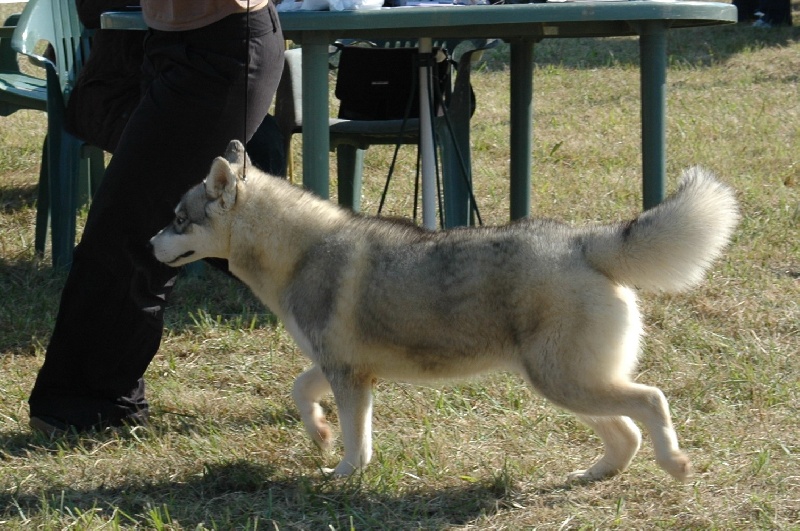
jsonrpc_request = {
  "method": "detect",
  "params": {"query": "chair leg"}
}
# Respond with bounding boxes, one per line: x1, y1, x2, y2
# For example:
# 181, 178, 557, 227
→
86, 145, 105, 197
48, 132, 81, 271
437, 121, 472, 228
73, 145, 105, 207
35, 139, 105, 265
75, 157, 92, 208
34, 135, 50, 256
336, 145, 364, 212
283, 136, 294, 181
438, 48, 484, 229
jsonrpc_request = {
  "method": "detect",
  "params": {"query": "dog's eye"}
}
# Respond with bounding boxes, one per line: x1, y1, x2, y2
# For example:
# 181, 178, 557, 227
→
174, 214, 189, 232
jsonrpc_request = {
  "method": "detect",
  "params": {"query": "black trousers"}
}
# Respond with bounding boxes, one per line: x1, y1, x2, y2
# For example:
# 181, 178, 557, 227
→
758, 0, 792, 25
29, 6, 285, 428
733, 0, 793, 24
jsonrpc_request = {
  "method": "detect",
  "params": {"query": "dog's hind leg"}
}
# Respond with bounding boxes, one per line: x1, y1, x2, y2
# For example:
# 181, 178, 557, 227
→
326, 368, 374, 476
524, 285, 688, 480
567, 415, 641, 482
546, 380, 690, 481
610, 382, 691, 481
292, 365, 334, 451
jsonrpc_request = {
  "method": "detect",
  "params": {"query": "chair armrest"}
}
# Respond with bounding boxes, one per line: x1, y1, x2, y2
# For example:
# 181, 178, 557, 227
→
9, 5, 55, 72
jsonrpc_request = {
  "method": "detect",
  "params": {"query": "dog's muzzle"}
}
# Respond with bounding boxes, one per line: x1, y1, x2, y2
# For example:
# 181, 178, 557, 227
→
165, 250, 195, 265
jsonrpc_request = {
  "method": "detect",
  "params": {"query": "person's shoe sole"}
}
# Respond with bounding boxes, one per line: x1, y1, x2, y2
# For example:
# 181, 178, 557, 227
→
29, 416, 71, 437
30, 410, 150, 438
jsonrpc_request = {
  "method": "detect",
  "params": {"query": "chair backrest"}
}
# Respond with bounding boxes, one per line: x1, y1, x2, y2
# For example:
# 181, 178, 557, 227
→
275, 47, 304, 137
11, 0, 90, 102
274, 38, 494, 135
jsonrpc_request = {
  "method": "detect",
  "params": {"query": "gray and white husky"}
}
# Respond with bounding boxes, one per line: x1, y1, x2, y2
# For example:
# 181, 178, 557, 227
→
151, 140, 739, 481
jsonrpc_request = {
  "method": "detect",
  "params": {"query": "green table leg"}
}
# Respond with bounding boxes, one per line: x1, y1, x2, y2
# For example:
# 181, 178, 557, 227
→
301, 38, 331, 199
638, 21, 668, 210
509, 38, 534, 221
336, 145, 364, 212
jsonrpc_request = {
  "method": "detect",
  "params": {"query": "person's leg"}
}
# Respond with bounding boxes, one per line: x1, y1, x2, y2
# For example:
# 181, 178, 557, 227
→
733, 0, 760, 21
754, 0, 793, 25
29, 6, 284, 432
763, 0, 792, 25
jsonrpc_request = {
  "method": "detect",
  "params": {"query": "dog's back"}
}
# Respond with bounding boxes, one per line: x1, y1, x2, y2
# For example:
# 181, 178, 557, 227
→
282, 168, 738, 383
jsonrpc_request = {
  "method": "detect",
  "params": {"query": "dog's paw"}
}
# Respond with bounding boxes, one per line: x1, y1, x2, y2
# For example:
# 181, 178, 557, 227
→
322, 461, 359, 478
310, 421, 334, 452
566, 469, 589, 483
567, 469, 594, 483
567, 457, 625, 483
659, 450, 692, 482
566, 467, 619, 483
332, 460, 359, 476
320, 461, 359, 477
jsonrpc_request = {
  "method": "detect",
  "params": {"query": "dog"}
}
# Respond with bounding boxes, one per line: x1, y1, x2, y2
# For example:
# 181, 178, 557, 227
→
150, 140, 739, 480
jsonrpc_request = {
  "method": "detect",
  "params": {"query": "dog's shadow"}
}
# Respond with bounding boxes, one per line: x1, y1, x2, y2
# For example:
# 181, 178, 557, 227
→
0, 417, 525, 529
1, 447, 512, 528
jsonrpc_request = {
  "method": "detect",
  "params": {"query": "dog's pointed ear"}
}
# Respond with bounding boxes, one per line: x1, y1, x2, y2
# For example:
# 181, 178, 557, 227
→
223, 139, 251, 168
205, 157, 238, 211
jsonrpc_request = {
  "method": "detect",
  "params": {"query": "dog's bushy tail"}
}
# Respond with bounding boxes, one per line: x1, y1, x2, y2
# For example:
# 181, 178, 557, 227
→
584, 167, 740, 293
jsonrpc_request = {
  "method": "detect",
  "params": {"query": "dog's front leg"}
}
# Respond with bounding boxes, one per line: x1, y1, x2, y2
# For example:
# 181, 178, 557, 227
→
292, 365, 334, 451
326, 367, 374, 476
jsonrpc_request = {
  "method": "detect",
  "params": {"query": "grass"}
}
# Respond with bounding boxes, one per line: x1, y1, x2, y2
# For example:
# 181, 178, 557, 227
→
1, 2, 799, 528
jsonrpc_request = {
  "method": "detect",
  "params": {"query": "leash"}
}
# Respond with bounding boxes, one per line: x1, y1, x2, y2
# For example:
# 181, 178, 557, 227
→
242, 0, 251, 180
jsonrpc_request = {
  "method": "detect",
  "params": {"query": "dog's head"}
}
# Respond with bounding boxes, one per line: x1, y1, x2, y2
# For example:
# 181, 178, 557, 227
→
150, 140, 248, 267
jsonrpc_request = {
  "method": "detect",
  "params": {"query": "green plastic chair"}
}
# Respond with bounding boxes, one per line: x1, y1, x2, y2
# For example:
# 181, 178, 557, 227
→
8, 0, 105, 270
0, 13, 48, 116
1, 12, 52, 271
274, 38, 496, 228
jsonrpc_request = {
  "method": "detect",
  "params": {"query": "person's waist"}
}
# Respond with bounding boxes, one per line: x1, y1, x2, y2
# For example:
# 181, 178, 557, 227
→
143, 0, 270, 32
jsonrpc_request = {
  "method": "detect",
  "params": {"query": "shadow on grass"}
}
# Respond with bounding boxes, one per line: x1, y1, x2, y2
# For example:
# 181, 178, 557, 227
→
482, 23, 800, 70
0, 257, 63, 355
0, 441, 517, 528
0, 401, 302, 458
0, 181, 38, 213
